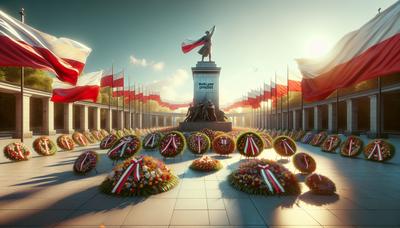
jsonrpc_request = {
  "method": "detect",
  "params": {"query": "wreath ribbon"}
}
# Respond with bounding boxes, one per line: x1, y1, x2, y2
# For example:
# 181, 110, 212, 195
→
111, 157, 143, 194
63, 137, 71, 150
221, 137, 227, 145
161, 134, 178, 153
78, 135, 85, 145
244, 135, 259, 156
280, 139, 294, 155
145, 134, 156, 147
42, 138, 50, 154
15, 143, 24, 159
348, 139, 354, 156
327, 137, 335, 151
79, 152, 90, 171
258, 164, 285, 193
303, 154, 309, 169
103, 135, 112, 146
368, 140, 383, 161
107, 138, 131, 156
195, 135, 202, 153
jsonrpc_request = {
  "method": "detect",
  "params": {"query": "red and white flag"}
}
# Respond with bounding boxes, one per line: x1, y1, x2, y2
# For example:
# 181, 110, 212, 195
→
100, 68, 113, 87
113, 71, 124, 87
181, 26, 215, 54
51, 70, 102, 103
297, 2, 400, 101
0, 10, 91, 85
288, 69, 302, 92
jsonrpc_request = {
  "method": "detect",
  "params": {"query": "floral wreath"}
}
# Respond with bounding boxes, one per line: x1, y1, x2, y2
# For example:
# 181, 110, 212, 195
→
100, 156, 179, 196
3, 142, 30, 161
292, 152, 316, 174
100, 134, 118, 149
293, 130, 305, 142
212, 134, 236, 155
33, 136, 57, 156
236, 132, 264, 157
91, 130, 103, 141
301, 132, 314, 144
228, 159, 300, 195
73, 151, 98, 174
100, 129, 109, 138
190, 155, 222, 171
83, 131, 96, 144
57, 135, 75, 151
187, 132, 211, 155
258, 132, 273, 149
72, 132, 89, 147
305, 173, 336, 195
200, 128, 216, 142
273, 136, 297, 157
159, 131, 186, 158
340, 135, 363, 157
107, 135, 142, 161
321, 135, 341, 153
310, 131, 327, 146
142, 132, 163, 150
363, 139, 395, 162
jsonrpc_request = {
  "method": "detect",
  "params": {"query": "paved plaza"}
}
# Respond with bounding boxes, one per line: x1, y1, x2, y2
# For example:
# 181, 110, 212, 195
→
0, 134, 399, 228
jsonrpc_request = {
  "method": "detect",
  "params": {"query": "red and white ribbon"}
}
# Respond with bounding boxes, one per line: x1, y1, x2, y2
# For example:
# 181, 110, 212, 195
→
103, 135, 112, 146
348, 139, 354, 156
15, 143, 24, 159
111, 157, 143, 194
79, 152, 90, 171
42, 138, 50, 154
220, 137, 228, 145
63, 137, 71, 150
327, 137, 335, 151
258, 164, 285, 193
280, 139, 294, 155
161, 134, 178, 153
195, 135, 202, 153
107, 138, 130, 156
303, 154, 309, 169
368, 140, 383, 161
78, 135, 85, 145
145, 134, 156, 147
244, 135, 259, 156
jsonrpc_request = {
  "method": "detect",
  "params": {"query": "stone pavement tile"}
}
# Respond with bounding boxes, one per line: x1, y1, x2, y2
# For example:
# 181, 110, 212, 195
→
304, 209, 346, 226
175, 198, 207, 209
205, 180, 220, 189
150, 185, 180, 199
123, 198, 176, 225
260, 207, 320, 226
0, 209, 71, 227
347, 197, 400, 210
206, 189, 223, 198
180, 180, 205, 190
78, 194, 138, 211
120, 226, 167, 228
322, 226, 356, 228
223, 198, 265, 226
209, 210, 230, 225
56, 207, 130, 226
321, 197, 365, 210
269, 226, 323, 228
330, 209, 400, 226
207, 198, 226, 209
178, 188, 207, 198
0, 196, 85, 210
170, 209, 209, 226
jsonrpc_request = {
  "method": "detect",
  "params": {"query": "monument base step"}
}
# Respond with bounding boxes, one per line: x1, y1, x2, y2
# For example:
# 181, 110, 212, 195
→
179, 121, 232, 132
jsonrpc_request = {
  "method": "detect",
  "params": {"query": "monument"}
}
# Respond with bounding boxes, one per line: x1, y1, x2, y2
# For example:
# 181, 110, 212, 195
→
179, 26, 232, 132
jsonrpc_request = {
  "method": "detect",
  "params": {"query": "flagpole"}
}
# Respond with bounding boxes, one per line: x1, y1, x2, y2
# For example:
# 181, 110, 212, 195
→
19, 8, 25, 142
287, 65, 290, 130
128, 74, 131, 129
336, 89, 339, 134
109, 64, 113, 132
275, 72, 278, 130
301, 87, 304, 131
377, 76, 381, 138
122, 70, 125, 129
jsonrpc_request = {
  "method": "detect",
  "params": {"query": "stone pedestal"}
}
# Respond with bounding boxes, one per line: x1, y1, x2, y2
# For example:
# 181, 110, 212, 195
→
93, 107, 101, 130
80, 105, 89, 131
179, 121, 232, 132
192, 61, 221, 109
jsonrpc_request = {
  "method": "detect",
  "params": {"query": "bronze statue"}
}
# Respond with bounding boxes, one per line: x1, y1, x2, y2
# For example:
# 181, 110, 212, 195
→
198, 26, 215, 62
184, 99, 226, 122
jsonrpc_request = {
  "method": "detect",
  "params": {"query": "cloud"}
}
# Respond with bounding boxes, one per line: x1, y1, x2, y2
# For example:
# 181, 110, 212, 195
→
147, 69, 192, 102
129, 54, 165, 71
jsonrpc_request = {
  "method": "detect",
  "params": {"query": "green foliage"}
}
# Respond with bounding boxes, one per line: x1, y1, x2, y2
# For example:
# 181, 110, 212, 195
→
0, 67, 52, 92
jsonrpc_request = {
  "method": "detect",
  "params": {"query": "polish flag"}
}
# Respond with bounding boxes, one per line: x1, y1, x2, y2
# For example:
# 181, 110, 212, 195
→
181, 26, 215, 54
276, 75, 288, 97
51, 70, 102, 103
112, 87, 124, 97
100, 68, 113, 87
297, 2, 400, 101
263, 83, 271, 100
113, 71, 124, 87
247, 90, 260, 109
0, 10, 91, 85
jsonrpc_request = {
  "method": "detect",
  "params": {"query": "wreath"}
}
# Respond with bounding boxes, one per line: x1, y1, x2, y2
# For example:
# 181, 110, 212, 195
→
91, 130, 103, 141
302, 132, 315, 144
100, 129, 109, 138
259, 132, 273, 149
73, 151, 98, 174
287, 130, 296, 139
201, 128, 216, 141
3, 142, 30, 161
305, 173, 336, 195
116, 130, 125, 138
190, 156, 222, 171
100, 156, 179, 196
142, 132, 163, 150
292, 152, 316, 174
228, 159, 300, 195
293, 130, 306, 142
33, 136, 57, 156
100, 134, 118, 149
273, 136, 297, 157
236, 132, 264, 157
107, 135, 142, 161
123, 128, 132, 136
159, 131, 186, 158
57, 135, 75, 151
270, 130, 278, 139
340, 135, 363, 157
212, 134, 236, 155
187, 132, 211, 155
363, 139, 395, 162
310, 131, 327, 146
72, 132, 89, 146
83, 131, 96, 144
321, 135, 341, 153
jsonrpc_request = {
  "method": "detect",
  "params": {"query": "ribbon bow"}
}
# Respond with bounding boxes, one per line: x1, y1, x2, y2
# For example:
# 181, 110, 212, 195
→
145, 134, 156, 147
195, 134, 202, 153
244, 135, 259, 156
161, 134, 178, 153
280, 138, 294, 155
107, 137, 131, 157
326, 137, 335, 151
258, 164, 285, 193
220, 137, 228, 145
79, 152, 90, 171
111, 157, 143, 194
368, 140, 383, 161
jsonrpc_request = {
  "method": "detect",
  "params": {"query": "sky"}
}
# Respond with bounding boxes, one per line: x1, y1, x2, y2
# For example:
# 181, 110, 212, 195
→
1, 0, 398, 106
